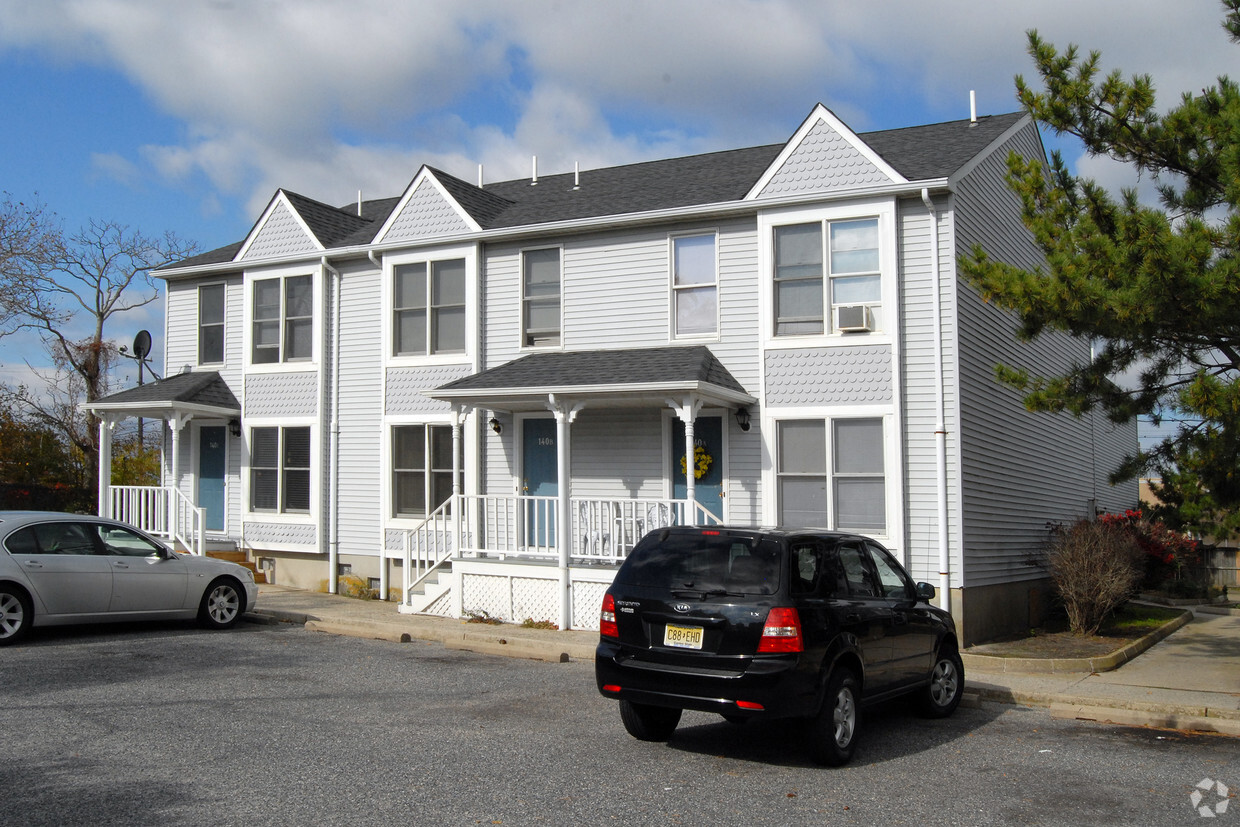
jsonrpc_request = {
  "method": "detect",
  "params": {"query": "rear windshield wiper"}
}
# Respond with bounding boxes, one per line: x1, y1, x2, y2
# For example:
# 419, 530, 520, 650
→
672, 588, 740, 599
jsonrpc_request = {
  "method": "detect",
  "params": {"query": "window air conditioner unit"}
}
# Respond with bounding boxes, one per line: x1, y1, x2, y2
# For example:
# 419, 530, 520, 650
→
835, 305, 871, 333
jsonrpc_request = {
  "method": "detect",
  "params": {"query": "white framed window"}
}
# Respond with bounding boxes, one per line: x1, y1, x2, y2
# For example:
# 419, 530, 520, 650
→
522, 247, 561, 348
392, 424, 458, 518
199, 283, 225, 364
671, 233, 717, 338
393, 259, 466, 356
775, 417, 885, 532
773, 216, 881, 336
252, 274, 313, 364
250, 426, 311, 513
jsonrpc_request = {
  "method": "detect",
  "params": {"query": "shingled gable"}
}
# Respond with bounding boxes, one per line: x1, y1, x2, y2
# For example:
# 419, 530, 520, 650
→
84, 371, 240, 418
372, 166, 487, 244
156, 105, 1028, 273
429, 346, 755, 412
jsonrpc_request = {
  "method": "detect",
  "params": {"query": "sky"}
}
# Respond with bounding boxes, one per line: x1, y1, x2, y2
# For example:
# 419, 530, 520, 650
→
0, 0, 1235, 447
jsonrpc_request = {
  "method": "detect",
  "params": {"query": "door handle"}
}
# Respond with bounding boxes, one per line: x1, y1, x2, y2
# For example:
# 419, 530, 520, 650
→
21, 561, 44, 569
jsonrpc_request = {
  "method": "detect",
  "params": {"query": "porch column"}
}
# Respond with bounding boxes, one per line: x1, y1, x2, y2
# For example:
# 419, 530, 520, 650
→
169, 414, 189, 536
549, 394, 583, 631
668, 397, 704, 513
97, 417, 114, 517
451, 405, 463, 556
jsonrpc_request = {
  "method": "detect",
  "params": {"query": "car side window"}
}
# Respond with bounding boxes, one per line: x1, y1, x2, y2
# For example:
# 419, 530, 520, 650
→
94, 526, 164, 557
4, 526, 39, 555
866, 542, 912, 599
837, 542, 878, 597
31, 523, 97, 555
790, 542, 822, 595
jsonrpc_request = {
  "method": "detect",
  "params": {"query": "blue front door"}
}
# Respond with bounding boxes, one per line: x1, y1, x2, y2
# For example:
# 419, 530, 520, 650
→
673, 416, 723, 520
522, 419, 558, 547
198, 426, 226, 532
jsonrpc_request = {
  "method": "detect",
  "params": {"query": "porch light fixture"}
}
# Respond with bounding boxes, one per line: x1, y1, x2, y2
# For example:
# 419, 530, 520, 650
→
228, 418, 242, 438
489, 417, 502, 435
735, 408, 751, 432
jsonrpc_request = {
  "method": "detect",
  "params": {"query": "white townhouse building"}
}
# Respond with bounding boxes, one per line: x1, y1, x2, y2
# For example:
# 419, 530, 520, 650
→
86, 103, 1137, 644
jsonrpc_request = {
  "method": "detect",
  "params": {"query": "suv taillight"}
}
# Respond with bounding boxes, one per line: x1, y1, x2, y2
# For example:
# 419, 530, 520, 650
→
757, 606, 804, 653
600, 593, 619, 639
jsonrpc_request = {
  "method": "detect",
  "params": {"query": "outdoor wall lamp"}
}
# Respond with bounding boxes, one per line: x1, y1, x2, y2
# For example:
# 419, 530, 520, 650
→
228, 419, 242, 438
735, 407, 751, 432
489, 417, 502, 435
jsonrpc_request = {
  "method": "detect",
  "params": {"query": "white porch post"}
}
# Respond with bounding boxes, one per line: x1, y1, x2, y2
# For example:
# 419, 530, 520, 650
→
669, 397, 704, 514
549, 394, 582, 631
451, 405, 463, 555
169, 414, 188, 537
97, 417, 114, 517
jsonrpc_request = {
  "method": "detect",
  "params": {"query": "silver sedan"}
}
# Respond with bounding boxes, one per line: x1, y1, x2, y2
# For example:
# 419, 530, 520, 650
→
0, 511, 258, 645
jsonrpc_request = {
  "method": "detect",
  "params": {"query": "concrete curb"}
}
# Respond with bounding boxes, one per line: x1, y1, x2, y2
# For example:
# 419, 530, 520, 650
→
1048, 703, 1240, 737
1198, 605, 1240, 617
961, 610, 1192, 675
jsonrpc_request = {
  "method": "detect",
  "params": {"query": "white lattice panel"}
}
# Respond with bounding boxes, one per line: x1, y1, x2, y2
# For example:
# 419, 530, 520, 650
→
461, 574, 511, 619
571, 581, 609, 631
421, 591, 454, 617
512, 576, 558, 625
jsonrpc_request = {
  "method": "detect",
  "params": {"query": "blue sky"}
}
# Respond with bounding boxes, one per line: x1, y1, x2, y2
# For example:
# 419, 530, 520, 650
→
0, 0, 1234, 447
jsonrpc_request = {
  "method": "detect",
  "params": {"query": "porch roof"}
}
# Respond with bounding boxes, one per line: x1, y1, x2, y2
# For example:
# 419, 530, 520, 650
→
83, 370, 241, 420
429, 346, 756, 412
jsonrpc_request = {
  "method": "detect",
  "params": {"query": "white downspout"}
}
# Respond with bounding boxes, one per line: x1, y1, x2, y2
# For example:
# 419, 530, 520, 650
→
921, 188, 951, 615
368, 250, 384, 595
322, 257, 342, 595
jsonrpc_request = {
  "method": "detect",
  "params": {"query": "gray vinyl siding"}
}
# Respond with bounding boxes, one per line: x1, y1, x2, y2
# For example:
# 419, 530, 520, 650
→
897, 194, 962, 586
334, 263, 384, 558
244, 372, 319, 417
951, 121, 1138, 588
569, 410, 667, 500
240, 201, 318, 261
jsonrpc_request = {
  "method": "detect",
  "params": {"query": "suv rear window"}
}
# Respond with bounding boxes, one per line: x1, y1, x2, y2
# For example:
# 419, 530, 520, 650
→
616, 531, 783, 595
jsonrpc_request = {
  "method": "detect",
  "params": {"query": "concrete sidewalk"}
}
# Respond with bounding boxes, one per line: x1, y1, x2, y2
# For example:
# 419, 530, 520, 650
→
246, 584, 1240, 736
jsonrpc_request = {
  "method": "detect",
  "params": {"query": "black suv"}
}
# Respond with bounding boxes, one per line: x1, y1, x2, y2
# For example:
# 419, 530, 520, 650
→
595, 526, 963, 765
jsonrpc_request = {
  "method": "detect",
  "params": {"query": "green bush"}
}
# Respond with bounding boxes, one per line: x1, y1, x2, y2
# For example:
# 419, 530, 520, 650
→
1040, 518, 1144, 635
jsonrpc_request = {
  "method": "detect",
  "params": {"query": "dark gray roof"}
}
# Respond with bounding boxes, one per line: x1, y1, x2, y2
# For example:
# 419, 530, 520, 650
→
159, 110, 1029, 272
435, 346, 748, 396
89, 371, 240, 413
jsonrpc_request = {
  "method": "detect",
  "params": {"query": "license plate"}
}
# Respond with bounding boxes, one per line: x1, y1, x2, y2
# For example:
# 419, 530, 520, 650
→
663, 623, 704, 650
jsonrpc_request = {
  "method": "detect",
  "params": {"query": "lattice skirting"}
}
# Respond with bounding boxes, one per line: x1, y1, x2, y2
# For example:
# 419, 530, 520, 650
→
459, 570, 612, 631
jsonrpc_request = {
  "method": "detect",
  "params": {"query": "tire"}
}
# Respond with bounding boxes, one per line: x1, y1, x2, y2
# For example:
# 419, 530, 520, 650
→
0, 585, 32, 646
618, 700, 682, 742
915, 645, 964, 718
810, 668, 861, 766
198, 577, 245, 630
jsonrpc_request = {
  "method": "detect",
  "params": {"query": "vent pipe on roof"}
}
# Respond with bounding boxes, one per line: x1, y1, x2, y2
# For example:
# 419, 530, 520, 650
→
573, 161, 580, 190
969, 90, 977, 126
478, 164, 484, 187
531, 155, 538, 186
357, 191, 362, 217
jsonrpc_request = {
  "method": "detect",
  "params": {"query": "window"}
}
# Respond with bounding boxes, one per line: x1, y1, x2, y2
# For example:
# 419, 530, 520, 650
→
394, 259, 466, 356
393, 424, 457, 518
252, 275, 312, 363
199, 284, 225, 364
522, 248, 560, 347
866, 542, 911, 599
774, 217, 880, 336
672, 234, 717, 337
251, 426, 311, 512
776, 418, 885, 532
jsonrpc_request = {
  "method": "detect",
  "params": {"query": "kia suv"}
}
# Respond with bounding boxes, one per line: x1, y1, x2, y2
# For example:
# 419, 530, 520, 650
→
595, 526, 962, 765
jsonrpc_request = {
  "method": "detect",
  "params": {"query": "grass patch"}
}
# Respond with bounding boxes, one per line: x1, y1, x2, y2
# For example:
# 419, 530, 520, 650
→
967, 602, 1185, 659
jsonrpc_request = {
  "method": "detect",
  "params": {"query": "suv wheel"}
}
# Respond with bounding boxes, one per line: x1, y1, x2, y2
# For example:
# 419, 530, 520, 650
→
618, 700, 682, 742
915, 646, 964, 718
810, 668, 860, 766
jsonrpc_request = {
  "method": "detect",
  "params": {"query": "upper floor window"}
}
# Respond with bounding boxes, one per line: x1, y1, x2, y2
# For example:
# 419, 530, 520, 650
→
672, 234, 717, 337
251, 426, 311, 513
253, 275, 312, 364
522, 247, 560, 347
199, 284, 225, 364
394, 259, 466, 356
774, 217, 880, 336
776, 417, 885, 532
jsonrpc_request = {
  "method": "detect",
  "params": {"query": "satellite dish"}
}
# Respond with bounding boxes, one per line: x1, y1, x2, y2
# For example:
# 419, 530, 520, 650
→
132, 330, 152, 360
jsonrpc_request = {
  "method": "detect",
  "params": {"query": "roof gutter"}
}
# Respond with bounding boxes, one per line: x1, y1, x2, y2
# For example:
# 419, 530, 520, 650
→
154, 178, 953, 279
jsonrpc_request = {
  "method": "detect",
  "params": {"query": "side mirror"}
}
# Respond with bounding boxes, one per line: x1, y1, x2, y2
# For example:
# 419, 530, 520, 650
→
915, 582, 936, 601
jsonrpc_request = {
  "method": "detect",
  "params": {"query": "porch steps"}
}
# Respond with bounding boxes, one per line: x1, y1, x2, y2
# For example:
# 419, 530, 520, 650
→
207, 550, 268, 585
404, 562, 452, 614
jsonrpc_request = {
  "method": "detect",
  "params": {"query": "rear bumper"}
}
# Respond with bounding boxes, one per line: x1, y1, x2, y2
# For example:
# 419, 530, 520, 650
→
595, 639, 818, 718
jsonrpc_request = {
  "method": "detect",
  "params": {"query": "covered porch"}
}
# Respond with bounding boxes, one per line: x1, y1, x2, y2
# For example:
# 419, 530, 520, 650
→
83, 371, 241, 556
402, 346, 757, 630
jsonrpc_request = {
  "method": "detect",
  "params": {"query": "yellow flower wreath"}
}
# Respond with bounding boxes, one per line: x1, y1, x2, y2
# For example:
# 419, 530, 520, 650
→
679, 444, 713, 480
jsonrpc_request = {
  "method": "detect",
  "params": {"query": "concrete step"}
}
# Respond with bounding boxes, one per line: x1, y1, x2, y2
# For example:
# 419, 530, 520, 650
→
207, 550, 267, 584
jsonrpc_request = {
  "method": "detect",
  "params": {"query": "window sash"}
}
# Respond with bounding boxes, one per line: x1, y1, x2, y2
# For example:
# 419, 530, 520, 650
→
673, 234, 717, 337
522, 248, 561, 347
392, 424, 458, 518
252, 276, 313, 363
776, 418, 885, 532
774, 218, 881, 336
199, 285, 225, 364
250, 426, 311, 513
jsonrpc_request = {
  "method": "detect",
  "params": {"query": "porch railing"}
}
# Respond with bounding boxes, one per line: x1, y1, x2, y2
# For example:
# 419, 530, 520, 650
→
108, 485, 205, 555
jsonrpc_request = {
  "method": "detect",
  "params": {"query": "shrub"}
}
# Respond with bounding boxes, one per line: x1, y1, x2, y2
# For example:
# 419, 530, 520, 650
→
1040, 518, 1144, 635
1097, 509, 1206, 593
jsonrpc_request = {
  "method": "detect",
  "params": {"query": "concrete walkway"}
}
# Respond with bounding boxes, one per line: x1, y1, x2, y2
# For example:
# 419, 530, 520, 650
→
246, 584, 1240, 737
